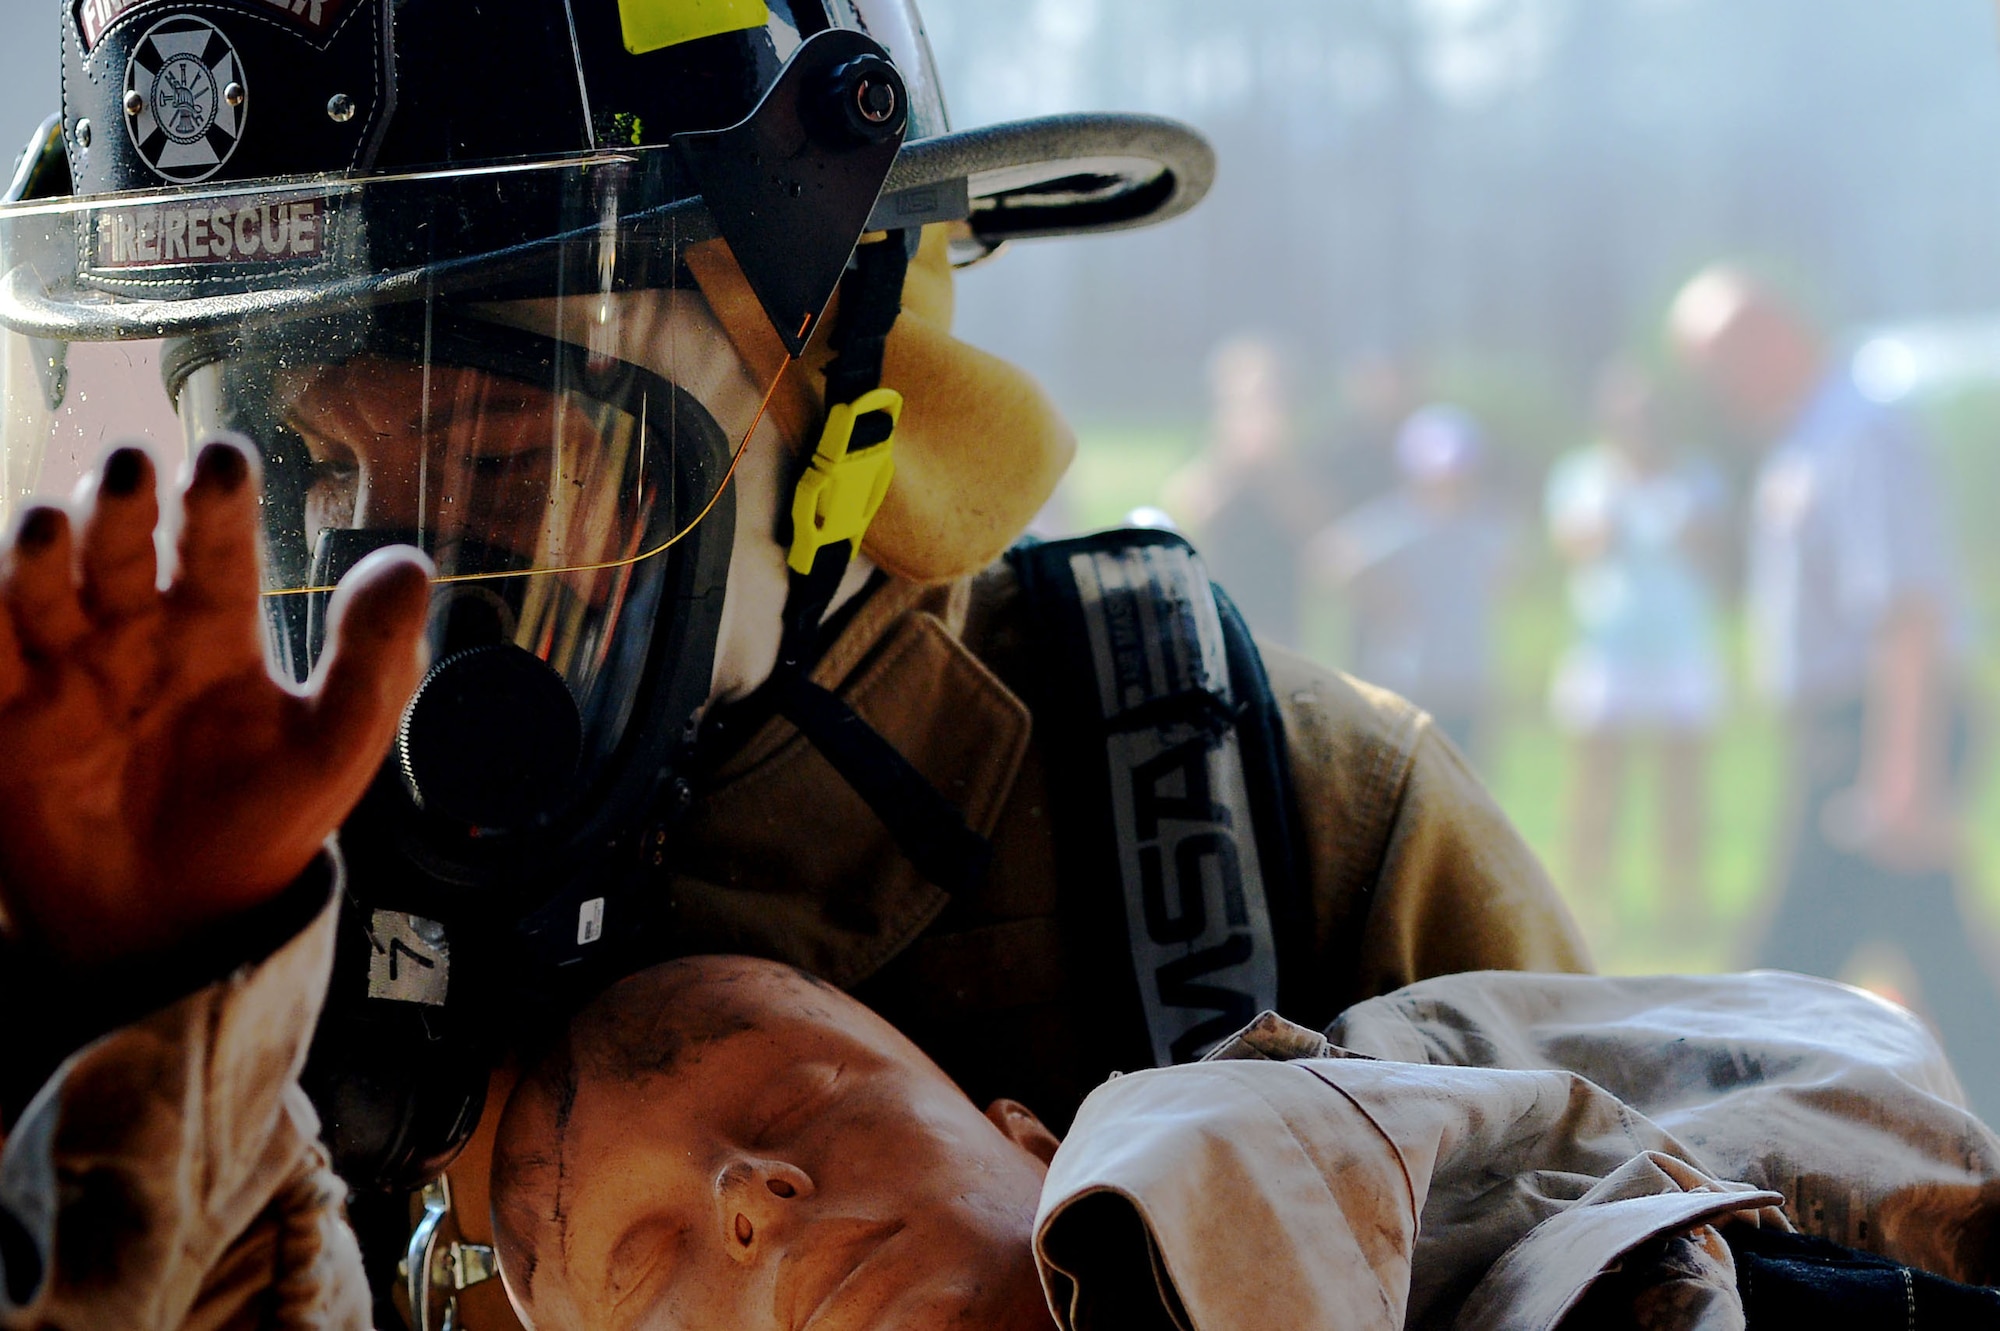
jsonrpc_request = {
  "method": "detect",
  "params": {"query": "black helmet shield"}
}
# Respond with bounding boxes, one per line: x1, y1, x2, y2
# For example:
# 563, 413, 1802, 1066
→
60, 0, 936, 192
51, 0, 1216, 260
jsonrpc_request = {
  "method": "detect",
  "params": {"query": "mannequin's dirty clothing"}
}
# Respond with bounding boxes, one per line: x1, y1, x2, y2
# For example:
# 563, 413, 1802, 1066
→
1037, 973, 2000, 1331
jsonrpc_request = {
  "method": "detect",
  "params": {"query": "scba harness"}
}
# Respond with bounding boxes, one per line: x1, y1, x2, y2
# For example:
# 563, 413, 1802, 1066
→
1010, 530, 1317, 1072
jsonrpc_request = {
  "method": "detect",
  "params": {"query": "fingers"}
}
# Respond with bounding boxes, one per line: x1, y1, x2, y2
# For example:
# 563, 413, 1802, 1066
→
173, 439, 263, 615
78, 446, 161, 622
304, 547, 433, 776
1, 506, 87, 659
167, 438, 267, 674
0, 593, 22, 710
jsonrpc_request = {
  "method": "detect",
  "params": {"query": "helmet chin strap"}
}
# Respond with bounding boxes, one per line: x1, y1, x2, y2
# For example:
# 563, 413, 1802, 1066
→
705, 421, 877, 708
714, 230, 992, 897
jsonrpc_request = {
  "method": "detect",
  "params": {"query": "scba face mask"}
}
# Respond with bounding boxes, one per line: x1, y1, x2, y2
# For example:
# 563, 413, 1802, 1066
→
0, 146, 832, 845
175, 305, 745, 830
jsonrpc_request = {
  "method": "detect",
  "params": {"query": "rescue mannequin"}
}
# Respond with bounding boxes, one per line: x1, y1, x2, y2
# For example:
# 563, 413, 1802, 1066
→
491, 957, 2000, 1331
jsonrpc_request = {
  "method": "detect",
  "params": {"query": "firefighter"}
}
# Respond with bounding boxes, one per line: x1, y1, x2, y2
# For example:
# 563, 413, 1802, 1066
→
0, 1, 1586, 1323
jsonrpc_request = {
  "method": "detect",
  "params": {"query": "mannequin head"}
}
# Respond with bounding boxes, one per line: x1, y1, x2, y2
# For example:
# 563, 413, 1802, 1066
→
492, 956, 1061, 1331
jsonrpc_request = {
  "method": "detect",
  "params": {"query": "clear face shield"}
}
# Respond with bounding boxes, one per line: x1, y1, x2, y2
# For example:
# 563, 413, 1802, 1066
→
193, 299, 757, 792
0, 157, 795, 830
0, 11, 912, 847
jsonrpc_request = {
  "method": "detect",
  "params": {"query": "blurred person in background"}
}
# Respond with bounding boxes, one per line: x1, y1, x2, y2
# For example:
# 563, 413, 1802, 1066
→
1305, 405, 1515, 764
1546, 364, 1729, 936
1163, 335, 1327, 648
1670, 265, 2000, 1116
1317, 350, 1423, 515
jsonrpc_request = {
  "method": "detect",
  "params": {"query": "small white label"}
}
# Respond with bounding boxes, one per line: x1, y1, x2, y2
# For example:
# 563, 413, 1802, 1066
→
366, 911, 450, 1007
577, 897, 607, 946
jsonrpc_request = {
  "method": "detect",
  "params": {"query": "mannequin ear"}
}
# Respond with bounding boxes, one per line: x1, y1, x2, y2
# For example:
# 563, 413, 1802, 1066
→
984, 1098, 1061, 1167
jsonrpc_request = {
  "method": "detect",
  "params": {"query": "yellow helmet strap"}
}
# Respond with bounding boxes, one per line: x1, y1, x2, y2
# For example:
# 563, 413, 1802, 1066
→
779, 231, 909, 637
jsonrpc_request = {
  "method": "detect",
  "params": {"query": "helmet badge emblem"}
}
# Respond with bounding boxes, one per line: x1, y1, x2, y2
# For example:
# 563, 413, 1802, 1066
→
123, 15, 246, 184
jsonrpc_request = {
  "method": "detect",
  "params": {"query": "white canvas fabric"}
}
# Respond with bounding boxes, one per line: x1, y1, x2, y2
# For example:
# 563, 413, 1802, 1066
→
1037, 972, 2000, 1331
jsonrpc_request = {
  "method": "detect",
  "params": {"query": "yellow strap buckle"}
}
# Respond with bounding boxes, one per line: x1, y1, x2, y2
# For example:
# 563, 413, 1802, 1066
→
788, 387, 903, 575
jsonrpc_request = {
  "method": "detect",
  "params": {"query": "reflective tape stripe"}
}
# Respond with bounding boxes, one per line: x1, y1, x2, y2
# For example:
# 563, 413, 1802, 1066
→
617, 0, 770, 55
1071, 543, 1281, 1065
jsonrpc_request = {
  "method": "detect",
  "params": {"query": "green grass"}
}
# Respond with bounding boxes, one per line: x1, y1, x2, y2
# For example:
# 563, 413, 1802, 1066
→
1067, 421, 2000, 977
1056, 423, 1201, 531
1476, 573, 1791, 973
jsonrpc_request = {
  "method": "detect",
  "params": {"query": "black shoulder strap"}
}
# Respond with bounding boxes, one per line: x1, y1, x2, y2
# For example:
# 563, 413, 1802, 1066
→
1211, 579, 1318, 1023
1007, 530, 1312, 1069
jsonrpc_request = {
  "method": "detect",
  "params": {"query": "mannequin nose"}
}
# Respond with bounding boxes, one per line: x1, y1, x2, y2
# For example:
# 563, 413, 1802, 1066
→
715, 1157, 815, 1263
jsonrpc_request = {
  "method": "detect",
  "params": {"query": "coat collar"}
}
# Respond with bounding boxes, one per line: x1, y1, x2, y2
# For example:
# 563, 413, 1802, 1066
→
665, 577, 1033, 988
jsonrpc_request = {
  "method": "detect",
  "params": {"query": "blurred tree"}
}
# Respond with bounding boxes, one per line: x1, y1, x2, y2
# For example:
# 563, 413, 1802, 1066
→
933, 0, 2000, 431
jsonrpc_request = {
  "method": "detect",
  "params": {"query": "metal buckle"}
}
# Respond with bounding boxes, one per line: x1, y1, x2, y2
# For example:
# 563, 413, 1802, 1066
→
402, 1178, 500, 1331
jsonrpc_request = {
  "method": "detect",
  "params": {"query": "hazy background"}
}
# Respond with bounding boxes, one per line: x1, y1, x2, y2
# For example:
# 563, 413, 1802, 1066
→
0, 3, 57, 154
926, 0, 2000, 983
921, 3, 2000, 1124
933, 0, 2000, 414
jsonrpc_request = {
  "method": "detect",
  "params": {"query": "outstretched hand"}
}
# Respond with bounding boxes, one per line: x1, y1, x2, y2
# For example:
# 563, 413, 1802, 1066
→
0, 440, 431, 968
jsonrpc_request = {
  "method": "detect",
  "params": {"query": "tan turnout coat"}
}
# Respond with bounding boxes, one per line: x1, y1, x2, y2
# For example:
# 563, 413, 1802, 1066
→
662, 561, 1591, 1117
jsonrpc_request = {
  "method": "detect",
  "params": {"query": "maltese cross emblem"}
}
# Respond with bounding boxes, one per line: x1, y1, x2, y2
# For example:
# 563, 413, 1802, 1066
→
123, 15, 246, 184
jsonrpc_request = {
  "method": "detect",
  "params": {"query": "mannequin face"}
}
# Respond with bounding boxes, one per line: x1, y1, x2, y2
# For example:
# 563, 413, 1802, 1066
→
492, 957, 1059, 1331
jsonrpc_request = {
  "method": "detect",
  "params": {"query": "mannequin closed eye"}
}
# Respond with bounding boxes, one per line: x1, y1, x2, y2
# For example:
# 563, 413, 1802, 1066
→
750, 1064, 845, 1147
602, 1219, 690, 1318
